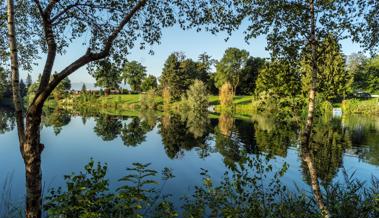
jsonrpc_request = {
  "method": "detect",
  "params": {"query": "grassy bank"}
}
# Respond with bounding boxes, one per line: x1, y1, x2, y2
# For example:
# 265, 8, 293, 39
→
50, 94, 379, 116
342, 98, 379, 115
58, 94, 253, 114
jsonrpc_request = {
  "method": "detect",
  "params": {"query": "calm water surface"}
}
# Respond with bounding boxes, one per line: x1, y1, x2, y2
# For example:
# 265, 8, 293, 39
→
0, 107, 378, 204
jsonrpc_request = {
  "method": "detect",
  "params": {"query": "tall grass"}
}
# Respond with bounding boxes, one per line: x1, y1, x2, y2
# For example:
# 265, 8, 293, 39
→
342, 98, 379, 115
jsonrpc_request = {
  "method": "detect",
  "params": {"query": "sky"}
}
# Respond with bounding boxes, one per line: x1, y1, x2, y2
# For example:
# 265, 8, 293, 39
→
25, 24, 363, 88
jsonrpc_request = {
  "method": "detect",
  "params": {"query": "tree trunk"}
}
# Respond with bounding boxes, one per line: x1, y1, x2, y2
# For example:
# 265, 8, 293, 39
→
22, 111, 44, 218
302, 0, 318, 146
302, 148, 330, 218
6, 0, 26, 146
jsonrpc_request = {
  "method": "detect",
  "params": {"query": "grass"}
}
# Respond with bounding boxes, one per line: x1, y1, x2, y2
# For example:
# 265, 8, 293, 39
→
57, 94, 379, 116
342, 98, 379, 115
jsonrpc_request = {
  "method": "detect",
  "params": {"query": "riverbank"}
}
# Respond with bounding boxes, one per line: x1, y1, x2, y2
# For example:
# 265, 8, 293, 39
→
342, 98, 379, 115
53, 94, 254, 114
45, 94, 379, 116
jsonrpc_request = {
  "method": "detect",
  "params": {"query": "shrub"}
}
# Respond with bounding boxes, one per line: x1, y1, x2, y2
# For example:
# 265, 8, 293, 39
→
140, 89, 157, 109
162, 86, 171, 108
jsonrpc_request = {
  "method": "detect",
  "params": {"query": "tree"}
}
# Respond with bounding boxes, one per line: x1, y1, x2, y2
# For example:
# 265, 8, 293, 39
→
159, 53, 200, 100
237, 57, 265, 95
215, 48, 249, 93
186, 80, 209, 112
141, 75, 157, 92
301, 35, 352, 101
255, 60, 301, 98
94, 116, 122, 141
347, 53, 368, 91
211, 1, 378, 150
20, 79, 27, 97
51, 77, 71, 101
122, 61, 146, 92
197, 52, 215, 91
26, 73, 32, 90
0, 67, 7, 100
81, 83, 87, 93
91, 60, 121, 95
363, 55, 379, 93
3, 1, 227, 216
159, 53, 182, 101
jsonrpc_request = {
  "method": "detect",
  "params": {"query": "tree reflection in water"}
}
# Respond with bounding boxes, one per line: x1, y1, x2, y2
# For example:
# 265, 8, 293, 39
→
42, 108, 71, 135
159, 111, 211, 159
0, 107, 15, 134
2, 108, 378, 217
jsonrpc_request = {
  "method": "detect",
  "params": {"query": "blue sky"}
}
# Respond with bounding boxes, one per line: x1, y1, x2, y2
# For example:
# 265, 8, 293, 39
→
26, 24, 363, 85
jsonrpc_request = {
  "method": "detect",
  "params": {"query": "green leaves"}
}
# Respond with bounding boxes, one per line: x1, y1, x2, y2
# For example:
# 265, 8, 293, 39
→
44, 160, 176, 218
122, 61, 147, 92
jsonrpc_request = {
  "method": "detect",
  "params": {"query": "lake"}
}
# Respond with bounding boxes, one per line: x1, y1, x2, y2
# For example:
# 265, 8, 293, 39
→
0, 106, 378, 214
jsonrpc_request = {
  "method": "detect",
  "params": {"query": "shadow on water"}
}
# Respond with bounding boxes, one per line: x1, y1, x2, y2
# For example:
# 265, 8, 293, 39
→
0, 106, 378, 217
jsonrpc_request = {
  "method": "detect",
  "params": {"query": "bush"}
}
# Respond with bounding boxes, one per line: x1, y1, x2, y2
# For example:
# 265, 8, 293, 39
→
162, 86, 171, 108
140, 89, 157, 109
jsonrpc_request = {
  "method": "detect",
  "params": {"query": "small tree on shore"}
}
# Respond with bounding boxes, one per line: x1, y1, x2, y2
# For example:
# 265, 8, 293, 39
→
186, 80, 209, 112
162, 86, 171, 108
219, 82, 234, 108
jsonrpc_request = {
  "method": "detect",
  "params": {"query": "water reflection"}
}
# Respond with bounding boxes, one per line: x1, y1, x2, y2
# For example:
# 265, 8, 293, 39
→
160, 111, 211, 159
42, 108, 71, 135
1, 107, 378, 217
0, 107, 15, 134
94, 115, 122, 141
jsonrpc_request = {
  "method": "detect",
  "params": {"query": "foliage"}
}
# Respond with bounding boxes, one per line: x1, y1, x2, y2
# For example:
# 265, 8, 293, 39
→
44, 160, 175, 218
25, 74, 32, 90
94, 116, 122, 141
159, 53, 197, 100
162, 86, 171, 107
140, 89, 157, 110
256, 60, 301, 98
51, 77, 71, 101
122, 61, 147, 92
185, 80, 209, 112
141, 75, 158, 92
219, 82, 234, 108
301, 35, 352, 101
215, 48, 249, 92
0, 67, 7, 100
160, 113, 209, 159
363, 55, 379, 93
44, 159, 113, 218
160, 52, 217, 101
237, 56, 266, 95
91, 60, 121, 94
42, 108, 71, 135
120, 118, 147, 147
342, 98, 379, 115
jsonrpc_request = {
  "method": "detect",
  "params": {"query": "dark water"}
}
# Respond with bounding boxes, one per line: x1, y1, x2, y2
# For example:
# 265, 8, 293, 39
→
0, 107, 378, 206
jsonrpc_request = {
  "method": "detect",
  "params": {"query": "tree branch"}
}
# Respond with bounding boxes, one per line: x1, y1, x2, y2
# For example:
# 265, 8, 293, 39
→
33, 0, 148, 109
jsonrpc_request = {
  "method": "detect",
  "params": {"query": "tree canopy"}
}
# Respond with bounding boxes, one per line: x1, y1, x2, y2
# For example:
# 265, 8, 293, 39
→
91, 60, 121, 94
122, 61, 147, 92
215, 48, 249, 92
141, 75, 158, 92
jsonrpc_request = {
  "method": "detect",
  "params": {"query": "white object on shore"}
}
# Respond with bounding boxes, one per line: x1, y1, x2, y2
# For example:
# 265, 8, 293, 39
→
333, 108, 342, 117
